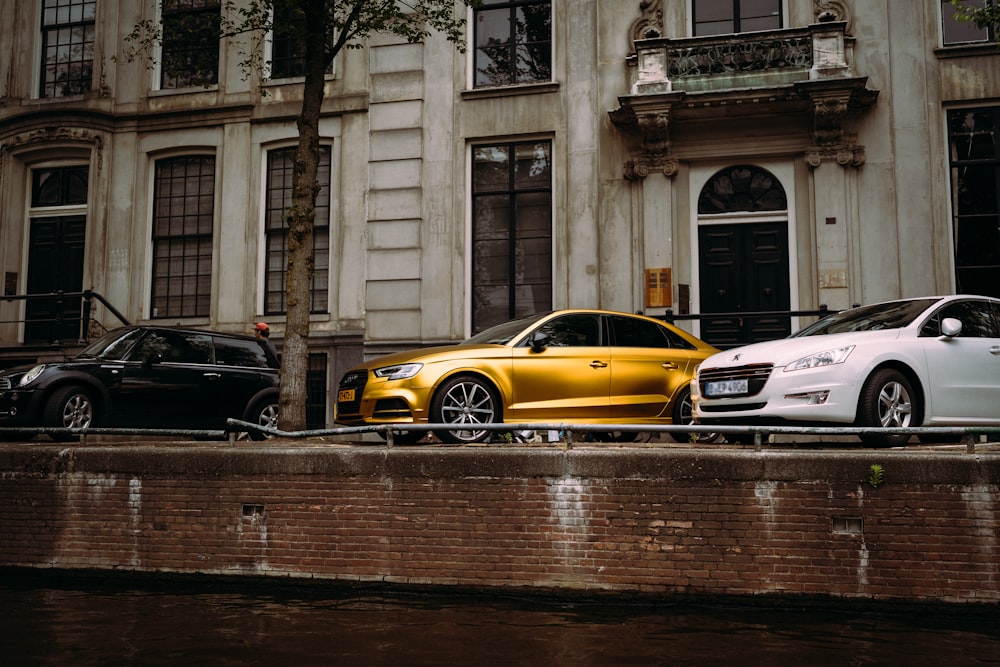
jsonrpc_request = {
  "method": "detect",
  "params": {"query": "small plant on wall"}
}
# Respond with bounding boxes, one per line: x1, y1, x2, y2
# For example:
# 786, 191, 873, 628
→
868, 464, 885, 489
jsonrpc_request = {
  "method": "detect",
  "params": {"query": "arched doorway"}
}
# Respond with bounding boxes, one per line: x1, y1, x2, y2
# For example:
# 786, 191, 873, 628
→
696, 165, 791, 348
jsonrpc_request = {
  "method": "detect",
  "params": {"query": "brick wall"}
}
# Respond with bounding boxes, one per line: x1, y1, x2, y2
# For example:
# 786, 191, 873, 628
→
1, 444, 998, 604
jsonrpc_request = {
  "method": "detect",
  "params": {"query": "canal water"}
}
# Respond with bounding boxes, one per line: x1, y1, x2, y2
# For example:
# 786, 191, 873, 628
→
2, 574, 998, 666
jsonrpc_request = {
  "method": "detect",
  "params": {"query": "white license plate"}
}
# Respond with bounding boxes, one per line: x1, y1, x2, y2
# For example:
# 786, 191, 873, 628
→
705, 379, 748, 397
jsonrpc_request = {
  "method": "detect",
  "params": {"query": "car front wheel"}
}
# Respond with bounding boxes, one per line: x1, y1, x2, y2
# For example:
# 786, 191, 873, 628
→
44, 385, 95, 441
431, 375, 500, 444
856, 368, 917, 446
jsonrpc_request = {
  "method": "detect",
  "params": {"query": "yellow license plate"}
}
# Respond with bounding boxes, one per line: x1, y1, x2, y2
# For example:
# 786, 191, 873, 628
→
338, 389, 356, 402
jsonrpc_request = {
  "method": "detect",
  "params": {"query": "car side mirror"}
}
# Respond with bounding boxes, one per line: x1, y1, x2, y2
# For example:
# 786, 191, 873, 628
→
530, 331, 550, 353
940, 317, 962, 338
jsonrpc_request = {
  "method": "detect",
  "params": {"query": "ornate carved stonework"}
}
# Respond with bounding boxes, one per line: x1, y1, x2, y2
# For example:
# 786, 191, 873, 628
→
610, 99, 681, 180
814, 0, 852, 32
630, 0, 664, 46
805, 144, 866, 168
0, 127, 105, 171
624, 156, 679, 181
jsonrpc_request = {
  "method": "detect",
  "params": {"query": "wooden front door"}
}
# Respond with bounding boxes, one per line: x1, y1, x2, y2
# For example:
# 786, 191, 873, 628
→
25, 215, 86, 343
698, 222, 790, 348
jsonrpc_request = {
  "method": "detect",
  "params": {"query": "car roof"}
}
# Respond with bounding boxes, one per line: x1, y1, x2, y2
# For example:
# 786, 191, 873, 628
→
114, 324, 259, 343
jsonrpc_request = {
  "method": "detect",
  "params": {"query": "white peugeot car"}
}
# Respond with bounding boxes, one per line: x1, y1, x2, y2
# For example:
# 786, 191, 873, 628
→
692, 295, 1000, 445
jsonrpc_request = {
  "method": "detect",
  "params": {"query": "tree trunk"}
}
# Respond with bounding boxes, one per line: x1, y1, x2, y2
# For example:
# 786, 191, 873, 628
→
279, 0, 329, 432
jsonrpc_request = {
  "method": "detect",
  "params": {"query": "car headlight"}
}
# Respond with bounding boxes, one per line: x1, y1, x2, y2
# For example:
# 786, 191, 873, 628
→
784, 346, 854, 371
18, 364, 45, 387
373, 363, 423, 380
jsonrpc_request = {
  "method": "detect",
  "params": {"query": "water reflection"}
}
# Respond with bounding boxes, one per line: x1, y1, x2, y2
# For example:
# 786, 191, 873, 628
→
2, 575, 998, 666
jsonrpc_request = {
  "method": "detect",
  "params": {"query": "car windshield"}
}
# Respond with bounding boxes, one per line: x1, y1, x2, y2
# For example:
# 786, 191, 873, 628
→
465, 314, 547, 345
793, 298, 939, 337
76, 327, 145, 360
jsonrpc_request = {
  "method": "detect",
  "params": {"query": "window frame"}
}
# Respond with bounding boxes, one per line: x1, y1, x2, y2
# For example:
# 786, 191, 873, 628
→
471, 0, 553, 89
159, 0, 222, 91
692, 0, 783, 37
38, 0, 96, 98
947, 107, 1000, 300
941, 0, 996, 45
149, 155, 217, 320
469, 139, 554, 334
262, 144, 332, 315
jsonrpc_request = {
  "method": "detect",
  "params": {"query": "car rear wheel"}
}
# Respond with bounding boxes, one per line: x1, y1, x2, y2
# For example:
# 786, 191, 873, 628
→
431, 375, 500, 444
669, 387, 720, 444
246, 399, 278, 441
856, 368, 916, 446
44, 385, 95, 441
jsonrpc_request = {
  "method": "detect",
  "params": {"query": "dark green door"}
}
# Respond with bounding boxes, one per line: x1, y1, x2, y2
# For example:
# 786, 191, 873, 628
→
25, 215, 86, 343
698, 222, 790, 348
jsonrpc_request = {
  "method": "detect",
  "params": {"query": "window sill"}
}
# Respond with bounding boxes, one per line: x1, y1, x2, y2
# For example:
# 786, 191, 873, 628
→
461, 81, 560, 100
934, 43, 1000, 59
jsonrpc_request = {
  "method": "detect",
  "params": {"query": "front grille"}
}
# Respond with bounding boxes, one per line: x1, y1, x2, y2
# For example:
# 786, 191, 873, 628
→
698, 363, 774, 398
336, 370, 368, 416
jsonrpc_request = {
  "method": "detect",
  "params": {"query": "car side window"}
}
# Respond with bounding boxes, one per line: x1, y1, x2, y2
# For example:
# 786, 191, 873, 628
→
131, 331, 212, 364
920, 300, 999, 338
608, 315, 695, 349
214, 337, 272, 368
534, 314, 602, 347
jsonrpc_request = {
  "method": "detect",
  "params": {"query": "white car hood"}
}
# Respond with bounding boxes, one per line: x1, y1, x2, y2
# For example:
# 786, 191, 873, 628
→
699, 329, 905, 369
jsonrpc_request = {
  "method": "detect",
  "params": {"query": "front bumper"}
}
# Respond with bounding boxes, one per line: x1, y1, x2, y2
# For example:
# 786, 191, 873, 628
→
0, 388, 44, 426
693, 368, 861, 426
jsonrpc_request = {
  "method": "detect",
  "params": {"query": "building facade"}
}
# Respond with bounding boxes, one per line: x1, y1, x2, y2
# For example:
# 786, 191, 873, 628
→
1, 1, 998, 427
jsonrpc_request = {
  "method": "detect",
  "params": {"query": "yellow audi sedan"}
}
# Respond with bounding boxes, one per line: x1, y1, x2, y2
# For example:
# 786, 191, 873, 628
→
335, 309, 718, 444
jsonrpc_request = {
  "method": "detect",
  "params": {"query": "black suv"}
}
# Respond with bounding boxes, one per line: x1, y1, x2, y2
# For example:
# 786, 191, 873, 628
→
0, 326, 279, 441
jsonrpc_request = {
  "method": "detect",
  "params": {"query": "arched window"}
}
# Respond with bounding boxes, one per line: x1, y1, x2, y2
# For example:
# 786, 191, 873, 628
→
697, 164, 787, 214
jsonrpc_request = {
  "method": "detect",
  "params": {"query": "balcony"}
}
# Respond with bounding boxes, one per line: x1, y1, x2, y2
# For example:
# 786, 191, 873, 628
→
610, 21, 879, 176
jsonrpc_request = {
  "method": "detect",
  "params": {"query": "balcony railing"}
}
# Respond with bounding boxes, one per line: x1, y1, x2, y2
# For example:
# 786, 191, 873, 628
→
630, 22, 851, 95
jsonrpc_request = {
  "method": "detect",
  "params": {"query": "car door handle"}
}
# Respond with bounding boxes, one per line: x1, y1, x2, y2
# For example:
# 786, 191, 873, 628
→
590, 360, 609, 368
203, 372, 222, 379
662, 362, 679, 370
990, 346, 1000, 356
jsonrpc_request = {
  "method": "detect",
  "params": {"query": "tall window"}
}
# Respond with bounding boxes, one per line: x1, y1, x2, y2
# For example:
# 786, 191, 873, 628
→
471, 140, 552, 332
693, 0, 782, 36
264, 146, 331, 314
473, 0, 551, 87
942, 0, 995, 45
151, 156, 216, 318
269, 2, 306, 79
161, 0, 221, 89
40, 0, 96, 98
948, 109, 1000, 299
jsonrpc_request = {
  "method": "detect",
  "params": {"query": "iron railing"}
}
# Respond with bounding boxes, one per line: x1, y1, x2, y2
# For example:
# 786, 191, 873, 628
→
1, 290, 131, 344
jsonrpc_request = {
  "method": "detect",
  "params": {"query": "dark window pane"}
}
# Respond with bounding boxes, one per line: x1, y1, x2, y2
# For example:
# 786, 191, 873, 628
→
31, 166, 89, 207
264, 146, 331, 314
694, 0, 782, 36
306, 353, 328, 429
151, 156, 215, 318
472, 140, 552, 332
474, 1, 551, 88
39, 0, 95, 97
161, 0, 221, 89
698, 165, 787, 214
942, 0, 991, 44
948, 107, 1000, 299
